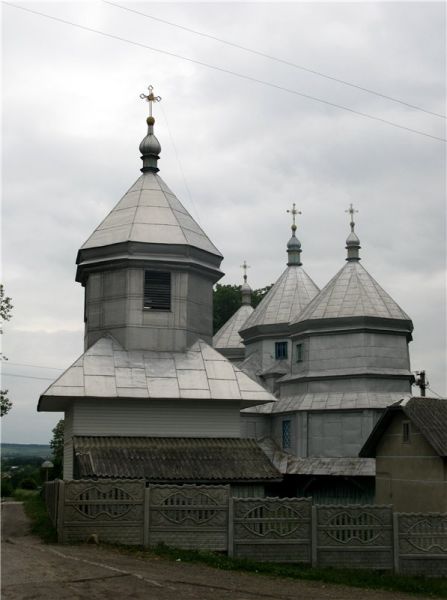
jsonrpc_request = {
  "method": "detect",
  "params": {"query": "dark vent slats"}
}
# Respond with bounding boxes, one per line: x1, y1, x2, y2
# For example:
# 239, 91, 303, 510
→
144, 271, 171, 310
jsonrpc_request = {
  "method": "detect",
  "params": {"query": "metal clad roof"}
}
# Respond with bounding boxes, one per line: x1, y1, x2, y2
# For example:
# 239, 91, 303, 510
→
213, 304, 254, 350
293, 261, 410, 324
242, 392, 412, 414
258, 438, 375, 476
73, 436, 281, 481
241, 266, 319, 330
80, 173, 222, 257
38, 336, 275, 409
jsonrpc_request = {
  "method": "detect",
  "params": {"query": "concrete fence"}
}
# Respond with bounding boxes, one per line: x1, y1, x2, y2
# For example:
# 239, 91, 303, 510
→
45, 480, 447, 577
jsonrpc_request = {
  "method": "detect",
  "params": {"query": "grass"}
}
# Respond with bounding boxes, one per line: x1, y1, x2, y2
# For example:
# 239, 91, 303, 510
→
112, 542, 447, 599
13, 489, 58, 543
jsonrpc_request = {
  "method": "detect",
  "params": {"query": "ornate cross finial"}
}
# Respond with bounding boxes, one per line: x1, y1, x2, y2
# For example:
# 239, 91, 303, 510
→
240, 260, 250, 283
140, 85, 162, 118
287, 203, 301, 232
345, 203, 358, 231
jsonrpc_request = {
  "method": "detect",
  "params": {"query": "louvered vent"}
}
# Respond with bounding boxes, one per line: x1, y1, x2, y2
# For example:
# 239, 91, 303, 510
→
144, 271, 171, 310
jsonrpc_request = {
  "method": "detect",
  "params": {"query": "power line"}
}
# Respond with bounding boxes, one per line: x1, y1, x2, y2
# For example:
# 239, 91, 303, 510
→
2, 372, 55, 381
104, 0, 446, 121
6, 362, 64, 371
427, 386, 445, 399
4, 2, 446, 143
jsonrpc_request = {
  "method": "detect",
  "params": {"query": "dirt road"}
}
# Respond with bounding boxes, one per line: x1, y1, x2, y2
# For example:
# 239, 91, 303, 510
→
1, 502, 432, 600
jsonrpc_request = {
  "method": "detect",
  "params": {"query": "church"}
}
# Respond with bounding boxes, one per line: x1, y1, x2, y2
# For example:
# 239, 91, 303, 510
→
39, 87, 418, 503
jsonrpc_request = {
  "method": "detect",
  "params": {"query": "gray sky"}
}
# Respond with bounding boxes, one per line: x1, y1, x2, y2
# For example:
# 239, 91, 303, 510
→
2, 1, 446, 444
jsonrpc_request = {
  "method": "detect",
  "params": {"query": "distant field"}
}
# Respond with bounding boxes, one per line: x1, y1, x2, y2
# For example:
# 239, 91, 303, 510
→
1, 443, 52, 459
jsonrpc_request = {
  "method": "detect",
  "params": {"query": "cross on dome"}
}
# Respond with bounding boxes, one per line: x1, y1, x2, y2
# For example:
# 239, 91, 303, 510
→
241, 260, 250, 283
287, 203, 301, 232
140, 85, 162, 120
345, 203, 358, 232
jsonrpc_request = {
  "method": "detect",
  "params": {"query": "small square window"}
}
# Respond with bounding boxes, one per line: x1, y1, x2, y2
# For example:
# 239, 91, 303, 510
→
296, 343, 303, 362
282, 420, 291, 449
275, 341, 288, 360
402, 421, 410, 443
144, 271, 171, 310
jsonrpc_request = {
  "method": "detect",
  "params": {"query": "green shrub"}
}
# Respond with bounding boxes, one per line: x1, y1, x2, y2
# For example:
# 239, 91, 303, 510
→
19, 477, 38, 490
1, 479, 13, 497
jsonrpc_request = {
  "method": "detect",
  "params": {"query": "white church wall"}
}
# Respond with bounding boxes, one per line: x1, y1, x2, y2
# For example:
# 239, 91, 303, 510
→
240, 414, 271, 439
70, 399, 241, 438
63, 406, 74, 479
307, 410, 377, 457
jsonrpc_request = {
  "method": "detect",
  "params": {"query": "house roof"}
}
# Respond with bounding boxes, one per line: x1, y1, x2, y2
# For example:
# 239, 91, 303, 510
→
360, 396, 447, 457
258, 438, 375, 476
73, 436, 281, 482
213, 304, 253, 350
242, 392, 411, 414
38, 335, 275, 411
79, 172, 222, 258
240, 266, 319, 332
292, 261, 411, 324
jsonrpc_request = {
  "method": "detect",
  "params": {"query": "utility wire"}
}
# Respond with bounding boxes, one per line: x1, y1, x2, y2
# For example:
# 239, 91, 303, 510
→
427, 386, 445, 399
2, 372, 55, 381
6, 362, 64, 371
104, 0, 446, 120
4, 2, 446, 143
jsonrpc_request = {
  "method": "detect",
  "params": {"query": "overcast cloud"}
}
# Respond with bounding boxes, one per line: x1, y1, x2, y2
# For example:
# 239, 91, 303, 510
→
1, 1, 445, 444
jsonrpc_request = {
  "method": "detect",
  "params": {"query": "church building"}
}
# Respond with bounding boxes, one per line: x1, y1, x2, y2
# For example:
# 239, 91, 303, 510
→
38, 87, 280, 494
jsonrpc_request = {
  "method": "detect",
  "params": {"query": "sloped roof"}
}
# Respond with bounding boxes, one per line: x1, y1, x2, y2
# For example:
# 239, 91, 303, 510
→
360, 396, 447, 457
242, 392, 411, 414
293, 261, 410, 324
258, 438, 375, 476
73, 436, 281, 482
80, 172, 222, 257
38, 336, 275, 411
241, 266, 319, 331
213, 304, 253, 350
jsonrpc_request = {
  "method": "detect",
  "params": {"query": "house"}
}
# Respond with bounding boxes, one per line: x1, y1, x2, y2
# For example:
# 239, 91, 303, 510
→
37, 90, 281, 495
360, 396, 447, 512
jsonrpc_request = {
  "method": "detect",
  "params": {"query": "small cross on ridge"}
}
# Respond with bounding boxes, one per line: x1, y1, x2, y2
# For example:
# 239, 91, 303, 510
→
240, 260, 250, 283
140, 85, 162, 118
287, 203, 301, 231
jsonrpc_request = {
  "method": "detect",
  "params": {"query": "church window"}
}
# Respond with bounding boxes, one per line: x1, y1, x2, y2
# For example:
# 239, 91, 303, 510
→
275, 341, 288, 360
282, 420, 291, 449
402, 421, 410, 443
144, 271, 171, 310
296, 343, 303, 362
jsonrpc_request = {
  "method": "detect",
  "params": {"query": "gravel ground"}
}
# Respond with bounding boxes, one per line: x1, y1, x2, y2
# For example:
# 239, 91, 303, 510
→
1, 502, 434, 600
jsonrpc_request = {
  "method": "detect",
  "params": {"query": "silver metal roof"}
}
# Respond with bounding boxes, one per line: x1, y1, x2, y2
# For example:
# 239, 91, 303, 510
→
242, 392, 412, 414
293, 261, 410, 324
213, 304, 254, 350
38, 335, 275, 410
258, 438, 375, 476
241, 266, 319, 330
80, 172, 222, 258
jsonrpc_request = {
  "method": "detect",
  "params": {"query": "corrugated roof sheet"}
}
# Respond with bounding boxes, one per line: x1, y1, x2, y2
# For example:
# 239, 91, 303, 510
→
213, 304, 253, 350
292, 261, 410, 324
73, 436, 281, 481
241, 266, 319, 331
258, 438, 375, 476
38, 335, 275, 410
80, 172, 222, 257
242, 392, 411, 414
360, 396, 447, 457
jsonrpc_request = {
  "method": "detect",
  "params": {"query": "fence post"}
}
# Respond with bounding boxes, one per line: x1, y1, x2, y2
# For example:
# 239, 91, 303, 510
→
393, 512, 400, 574
311, 505, 318, 568
56, 480, 65, 544
228, 496, 234, 557
143, 484, 151, 548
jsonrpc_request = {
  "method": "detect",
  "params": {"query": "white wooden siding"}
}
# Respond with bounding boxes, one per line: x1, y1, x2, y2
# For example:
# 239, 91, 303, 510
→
63, 407, 74, 479
71, 399, 241, 437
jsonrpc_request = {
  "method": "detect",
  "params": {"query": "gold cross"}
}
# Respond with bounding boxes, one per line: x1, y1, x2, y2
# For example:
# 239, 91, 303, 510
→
287, 203, 301, 231
240, 260, 250, 283
140, 85, 162, 117
345, 203, 358, 230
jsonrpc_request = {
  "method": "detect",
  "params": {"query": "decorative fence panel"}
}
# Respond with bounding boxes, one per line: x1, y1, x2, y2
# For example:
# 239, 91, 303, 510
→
398, 513, 447, 577
232, 497, 312, 563
147, 485, 230, 551
60, 479, 145, 545
315, 505, 394, 570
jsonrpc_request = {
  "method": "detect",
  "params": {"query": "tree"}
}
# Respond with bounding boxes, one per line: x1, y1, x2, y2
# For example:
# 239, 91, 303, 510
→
0, 284, 13, 417
213, 283, 273, 333
50, 419, 64, 478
